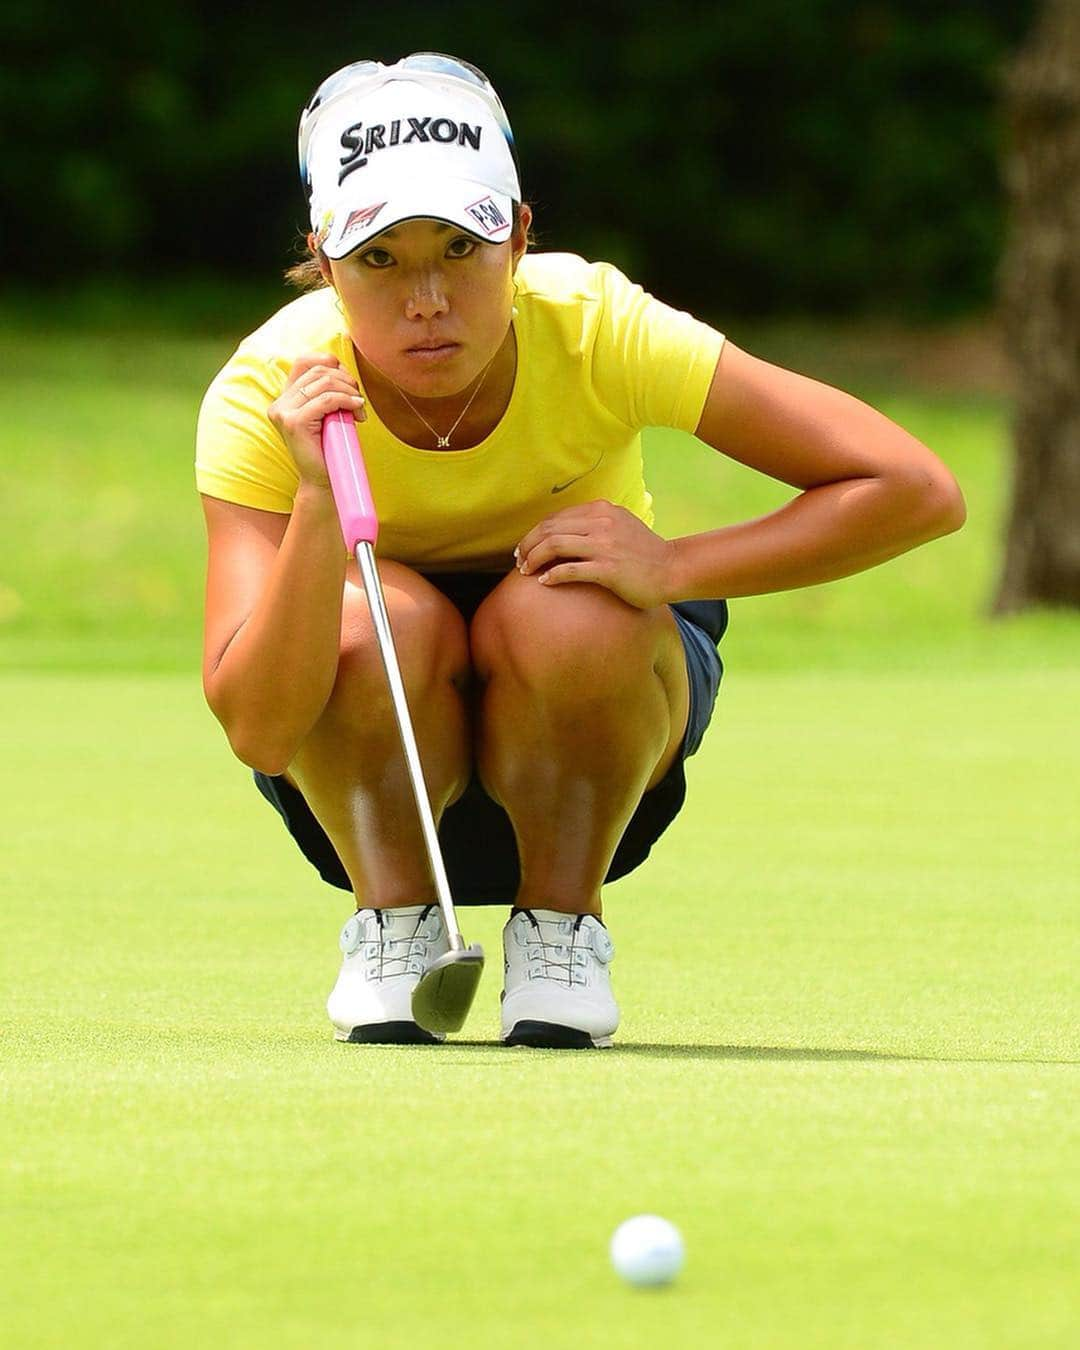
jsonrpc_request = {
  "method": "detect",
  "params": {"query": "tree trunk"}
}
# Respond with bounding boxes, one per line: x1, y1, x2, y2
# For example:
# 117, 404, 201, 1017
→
994, 0, 1080, 614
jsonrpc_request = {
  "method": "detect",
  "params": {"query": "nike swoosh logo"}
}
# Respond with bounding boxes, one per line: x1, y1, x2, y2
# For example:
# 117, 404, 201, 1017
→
551, 449, 604, 493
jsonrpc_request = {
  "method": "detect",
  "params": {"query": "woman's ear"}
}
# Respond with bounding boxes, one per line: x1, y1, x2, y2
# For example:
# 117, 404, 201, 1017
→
513, 204, 533, 266
314, 244, 334, 288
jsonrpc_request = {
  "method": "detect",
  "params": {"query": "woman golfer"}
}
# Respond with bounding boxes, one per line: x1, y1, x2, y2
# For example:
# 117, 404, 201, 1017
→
196, 53, 965, 1048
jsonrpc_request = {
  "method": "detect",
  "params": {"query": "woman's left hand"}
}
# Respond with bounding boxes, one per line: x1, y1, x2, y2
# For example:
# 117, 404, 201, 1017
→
515, 500, 678, 610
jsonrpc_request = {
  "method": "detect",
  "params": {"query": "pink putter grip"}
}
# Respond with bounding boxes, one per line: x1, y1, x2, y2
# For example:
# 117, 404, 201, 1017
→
321, 411, 378, 549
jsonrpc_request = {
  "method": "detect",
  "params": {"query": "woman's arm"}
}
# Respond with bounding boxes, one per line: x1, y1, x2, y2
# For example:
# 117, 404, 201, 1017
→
200, 350, 369, 774
514, 341, 966, 607
201, 488, 347, 775
669, 340, 966, 599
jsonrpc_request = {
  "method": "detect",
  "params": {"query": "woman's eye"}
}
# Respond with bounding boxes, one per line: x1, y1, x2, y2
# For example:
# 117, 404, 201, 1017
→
359, 238, 475, 268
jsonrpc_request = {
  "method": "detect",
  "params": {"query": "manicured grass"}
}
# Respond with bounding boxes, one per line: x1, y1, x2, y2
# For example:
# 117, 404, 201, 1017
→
2, 670, 1077, 1348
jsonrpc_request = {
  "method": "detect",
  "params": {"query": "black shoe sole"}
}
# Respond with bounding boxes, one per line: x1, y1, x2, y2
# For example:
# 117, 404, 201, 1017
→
503, 1020, 602, 1049
343, 1021, 443, 1045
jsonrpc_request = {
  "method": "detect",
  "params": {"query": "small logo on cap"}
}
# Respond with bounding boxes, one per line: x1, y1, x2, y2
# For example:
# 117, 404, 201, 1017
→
313, 209, 335, 249
340, 202, 388, 243
466, 196, 509, 235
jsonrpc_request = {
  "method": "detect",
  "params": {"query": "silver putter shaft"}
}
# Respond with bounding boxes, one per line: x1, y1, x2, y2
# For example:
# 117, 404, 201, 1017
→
352, 544, 484, 1036
321, 410, 483, 1036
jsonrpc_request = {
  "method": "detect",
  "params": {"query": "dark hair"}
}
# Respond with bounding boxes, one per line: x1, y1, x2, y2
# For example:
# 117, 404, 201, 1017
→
284, 200, 535, 291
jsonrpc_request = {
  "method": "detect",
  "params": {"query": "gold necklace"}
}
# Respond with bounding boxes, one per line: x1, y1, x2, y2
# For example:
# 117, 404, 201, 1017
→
385, 351, 499, 449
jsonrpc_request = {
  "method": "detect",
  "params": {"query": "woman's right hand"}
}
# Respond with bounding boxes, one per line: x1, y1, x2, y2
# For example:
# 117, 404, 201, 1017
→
268, 352, 367, 489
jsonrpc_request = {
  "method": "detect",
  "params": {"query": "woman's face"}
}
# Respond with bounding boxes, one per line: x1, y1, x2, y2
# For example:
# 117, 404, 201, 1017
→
321, 207, 531, 402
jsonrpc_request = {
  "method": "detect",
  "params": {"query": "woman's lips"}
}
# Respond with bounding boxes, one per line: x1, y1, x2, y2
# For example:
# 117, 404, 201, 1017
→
405, 343, 460, 362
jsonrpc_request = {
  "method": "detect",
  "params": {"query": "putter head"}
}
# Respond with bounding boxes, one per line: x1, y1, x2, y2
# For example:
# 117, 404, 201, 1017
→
411, 944, 485, 1035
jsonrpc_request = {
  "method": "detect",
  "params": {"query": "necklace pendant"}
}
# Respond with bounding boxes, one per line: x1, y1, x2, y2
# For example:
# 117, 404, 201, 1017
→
436, 435, 451, 448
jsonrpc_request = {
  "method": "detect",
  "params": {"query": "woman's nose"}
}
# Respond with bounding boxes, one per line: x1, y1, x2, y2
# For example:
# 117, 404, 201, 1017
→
406, 277, 449, 319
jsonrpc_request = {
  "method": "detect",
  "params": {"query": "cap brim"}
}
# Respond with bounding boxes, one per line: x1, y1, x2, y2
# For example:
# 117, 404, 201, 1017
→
323, 178, 515, 259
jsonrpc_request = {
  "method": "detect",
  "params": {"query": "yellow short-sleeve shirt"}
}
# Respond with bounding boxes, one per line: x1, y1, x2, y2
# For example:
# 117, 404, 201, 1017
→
195, 252, 725, 571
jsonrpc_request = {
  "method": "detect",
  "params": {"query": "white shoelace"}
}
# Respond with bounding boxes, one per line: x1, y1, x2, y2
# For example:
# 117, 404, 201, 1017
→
348, 905, 442, 980
523, 916, 592, 987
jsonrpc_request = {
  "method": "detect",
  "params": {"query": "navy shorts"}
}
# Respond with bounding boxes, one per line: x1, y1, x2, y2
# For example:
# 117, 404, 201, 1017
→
253, 572, 728, 904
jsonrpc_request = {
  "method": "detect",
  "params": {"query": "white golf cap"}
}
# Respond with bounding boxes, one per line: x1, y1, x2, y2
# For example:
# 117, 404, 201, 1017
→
303, 70, 521, 260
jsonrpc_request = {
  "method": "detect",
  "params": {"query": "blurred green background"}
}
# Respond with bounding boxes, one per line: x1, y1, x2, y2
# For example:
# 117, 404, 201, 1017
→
3, 1, 1035, 318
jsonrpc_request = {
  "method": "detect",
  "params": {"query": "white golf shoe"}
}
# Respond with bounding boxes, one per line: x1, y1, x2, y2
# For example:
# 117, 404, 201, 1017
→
501, 908, 619, 1049
327, 903, 450, 1044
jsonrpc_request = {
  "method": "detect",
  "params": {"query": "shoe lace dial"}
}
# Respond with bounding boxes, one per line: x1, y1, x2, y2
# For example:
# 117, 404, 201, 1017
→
518, 914, 614, 986
339, 906, 442, 980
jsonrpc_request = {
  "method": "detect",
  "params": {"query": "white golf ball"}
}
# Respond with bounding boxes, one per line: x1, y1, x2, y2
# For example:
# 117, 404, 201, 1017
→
610, 1214, 685, 1287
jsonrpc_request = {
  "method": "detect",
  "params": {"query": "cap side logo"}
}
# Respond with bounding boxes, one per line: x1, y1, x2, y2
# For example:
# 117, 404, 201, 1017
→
340, 203, 387, 244
313, 209, 335, 249
465, 196, 509, 235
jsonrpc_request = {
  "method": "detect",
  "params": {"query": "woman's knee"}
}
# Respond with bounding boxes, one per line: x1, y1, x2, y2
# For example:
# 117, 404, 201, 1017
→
471, 568, 671, 691
332, 562, 470, 714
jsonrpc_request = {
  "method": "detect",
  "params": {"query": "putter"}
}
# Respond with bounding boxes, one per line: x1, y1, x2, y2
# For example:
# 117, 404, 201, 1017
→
321, 409, 484, 1035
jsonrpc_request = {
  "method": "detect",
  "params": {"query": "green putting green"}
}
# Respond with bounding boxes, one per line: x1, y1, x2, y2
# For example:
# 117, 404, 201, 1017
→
2, 668, 1076, 1347
2, 316, 1076, 1344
